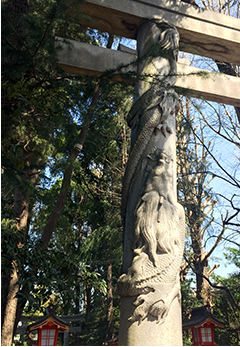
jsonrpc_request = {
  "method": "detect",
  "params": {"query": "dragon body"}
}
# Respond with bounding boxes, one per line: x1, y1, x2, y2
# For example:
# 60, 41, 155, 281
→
118, 19, 184, 327
121, 86, 177, 220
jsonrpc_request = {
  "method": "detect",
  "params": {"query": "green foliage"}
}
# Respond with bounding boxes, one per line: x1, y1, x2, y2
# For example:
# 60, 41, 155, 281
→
2, 0, 130, 344
177, 98, 239, 343
1, 219, 20, 273
213, 272, 240, 345
181, 249, 240, 346
224, 247, 240, 268
181, 278, 203, 346
2, 0, 88, 220
212, 248, 240, 345
79, 275, 120, 346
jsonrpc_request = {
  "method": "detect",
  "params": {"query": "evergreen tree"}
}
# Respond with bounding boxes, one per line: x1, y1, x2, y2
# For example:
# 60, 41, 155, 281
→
1, 0, 113, 343
213, 248, 240, 345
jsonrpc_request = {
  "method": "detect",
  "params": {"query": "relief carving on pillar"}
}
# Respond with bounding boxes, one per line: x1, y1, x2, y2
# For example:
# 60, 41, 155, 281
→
118, 19, 185, 326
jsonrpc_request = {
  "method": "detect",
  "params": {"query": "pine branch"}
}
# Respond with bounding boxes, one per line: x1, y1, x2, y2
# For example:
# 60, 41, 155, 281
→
40, 80, 100, 248
32, 0, 63, 58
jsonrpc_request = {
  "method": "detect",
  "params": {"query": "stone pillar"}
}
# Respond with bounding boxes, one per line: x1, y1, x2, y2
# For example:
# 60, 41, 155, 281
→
118, 19, 185, 346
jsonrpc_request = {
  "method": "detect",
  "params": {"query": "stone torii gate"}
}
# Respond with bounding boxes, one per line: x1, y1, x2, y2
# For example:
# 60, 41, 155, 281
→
59, 1, 240, 345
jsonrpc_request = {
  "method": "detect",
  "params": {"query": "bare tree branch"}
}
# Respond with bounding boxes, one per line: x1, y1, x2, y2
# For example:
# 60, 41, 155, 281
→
202, 225, 226, 263
183, 255, 240, 310
186, 116, 240, 188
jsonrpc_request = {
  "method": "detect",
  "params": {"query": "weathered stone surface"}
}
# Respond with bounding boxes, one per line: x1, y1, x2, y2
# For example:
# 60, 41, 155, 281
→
119, 295, 182, 345
176, 64, 240, 107
117, 19, 185, 346
56, 38, 240, 107
56, 38, 136, 79
73, 0, 240, 65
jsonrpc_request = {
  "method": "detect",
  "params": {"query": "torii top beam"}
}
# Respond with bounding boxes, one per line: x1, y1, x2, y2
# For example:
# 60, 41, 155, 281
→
73, 0, 240, 65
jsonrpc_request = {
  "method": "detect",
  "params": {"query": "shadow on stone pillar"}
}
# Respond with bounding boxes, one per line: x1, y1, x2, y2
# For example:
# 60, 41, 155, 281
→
118, 18, 185, 346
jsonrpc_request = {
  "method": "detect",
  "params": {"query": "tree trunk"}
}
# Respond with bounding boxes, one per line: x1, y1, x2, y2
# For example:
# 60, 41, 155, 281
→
1, 164, 38, 344
85, 286, 92, 314
75, 283, 81, 314
190, 215, 212, 305
1, 261, 20, 346
106, 263, 113, 340
194, 256, 211, 304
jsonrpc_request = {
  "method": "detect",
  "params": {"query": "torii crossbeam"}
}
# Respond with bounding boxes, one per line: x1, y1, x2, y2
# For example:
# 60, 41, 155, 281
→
57, 38, 240, 107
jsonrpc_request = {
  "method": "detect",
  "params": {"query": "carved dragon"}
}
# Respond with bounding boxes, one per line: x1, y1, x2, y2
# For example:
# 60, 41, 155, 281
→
121, 89, 178, 220
118, 150, 185, 324
118, 19, 185, 326
121, 19, 179, 221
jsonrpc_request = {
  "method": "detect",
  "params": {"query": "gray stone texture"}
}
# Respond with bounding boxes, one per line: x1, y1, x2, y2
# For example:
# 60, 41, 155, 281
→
56, 38, 240, 107
77, 0, 240, 65
117, 19, 185, 346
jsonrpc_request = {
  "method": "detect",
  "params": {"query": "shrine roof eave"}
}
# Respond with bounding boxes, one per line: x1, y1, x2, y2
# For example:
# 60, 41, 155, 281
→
182, 316, 225, 329
28, 313, 70, 332
182, 307, 225, 330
